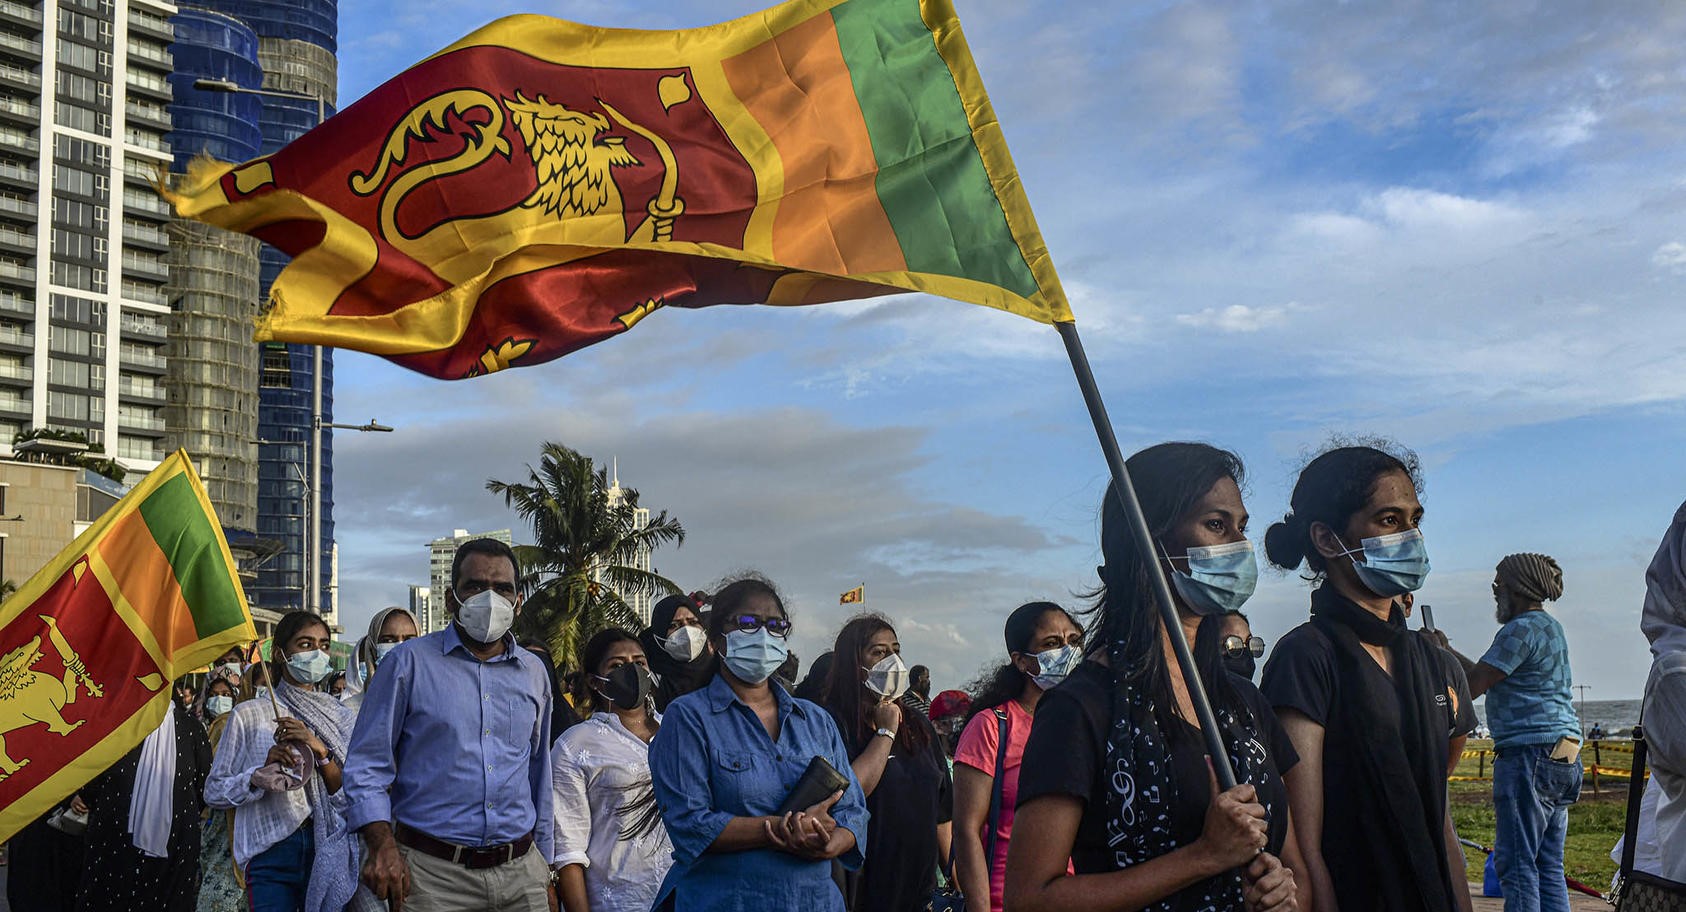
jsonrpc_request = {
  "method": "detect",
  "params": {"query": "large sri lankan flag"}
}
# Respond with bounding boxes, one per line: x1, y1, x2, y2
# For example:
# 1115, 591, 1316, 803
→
164, 0, 1071, 380
0, 452, 255, 842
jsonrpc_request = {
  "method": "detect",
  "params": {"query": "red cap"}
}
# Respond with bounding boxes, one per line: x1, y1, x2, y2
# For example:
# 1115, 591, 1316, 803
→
928, 689, 971, 720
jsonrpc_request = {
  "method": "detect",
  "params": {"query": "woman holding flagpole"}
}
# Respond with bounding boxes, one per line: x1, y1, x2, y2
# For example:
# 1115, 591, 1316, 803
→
1005, 442, 1304, 912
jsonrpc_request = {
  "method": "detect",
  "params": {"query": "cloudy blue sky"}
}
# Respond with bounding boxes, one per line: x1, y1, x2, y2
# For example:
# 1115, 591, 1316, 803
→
323, 0, 1686, 700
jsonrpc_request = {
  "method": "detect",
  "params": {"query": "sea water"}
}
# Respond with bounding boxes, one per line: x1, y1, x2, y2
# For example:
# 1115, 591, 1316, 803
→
1472, 698, 1643, 735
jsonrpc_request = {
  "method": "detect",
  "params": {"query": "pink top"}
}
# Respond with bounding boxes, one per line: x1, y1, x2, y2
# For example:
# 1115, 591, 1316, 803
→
955, 699, 1051, 912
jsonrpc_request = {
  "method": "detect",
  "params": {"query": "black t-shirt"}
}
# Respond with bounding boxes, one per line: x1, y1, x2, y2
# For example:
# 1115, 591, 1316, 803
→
1259, 621, 1475, 897
1261, 622, 1477, 738
827, 707, 954, 912
1016, 662, 1299, 884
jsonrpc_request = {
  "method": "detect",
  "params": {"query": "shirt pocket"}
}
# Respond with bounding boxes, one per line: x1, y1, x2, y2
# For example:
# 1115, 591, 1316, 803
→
711, 748, 782, 815
505, 692, 541, 741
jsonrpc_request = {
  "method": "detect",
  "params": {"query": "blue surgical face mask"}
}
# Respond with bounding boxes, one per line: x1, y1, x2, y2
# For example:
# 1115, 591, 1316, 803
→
1027, 643, 1081, 690
372, 641, 400, 666
285, 648, 333, 685
723, 627, 788, 685
1338, 528, 1430, 597
1164, 539, 1258, 616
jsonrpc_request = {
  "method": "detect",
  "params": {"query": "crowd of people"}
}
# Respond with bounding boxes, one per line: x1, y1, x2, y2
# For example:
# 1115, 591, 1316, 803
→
7, 439, 1686, 912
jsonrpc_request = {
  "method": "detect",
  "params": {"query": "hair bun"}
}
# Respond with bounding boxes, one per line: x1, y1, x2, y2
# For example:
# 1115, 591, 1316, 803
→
1263, 515, 1307, 570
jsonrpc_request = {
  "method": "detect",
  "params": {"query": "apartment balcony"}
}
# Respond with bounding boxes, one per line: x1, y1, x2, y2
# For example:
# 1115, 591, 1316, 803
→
0, 289, 31, 318
121, 252, 168, 282
0, 126, 37, 157
121, 221, 169, 251
127, 11, 174, 41
125, 41, 172, 72
122, 189, 172, 221
0, 360, 29, 386
119, 351, 167, 376
124, 129, 170, 157
0, 389, 29, 415
119, 281, 168, 306
0, 158, 33, 191
124, 102, 170, 130
0, 95, 38, 126
0, 323, 33, 353
0, 195, 34, 225
124, 72, 171, 103
0, 32, 41, 63
0, 224, 30, 255
0, 0, 42, 31
118, 413, 167, 436
0, 258, 34, 287
118, 380, 165, 404
0, 63, 37, 93
120, 313, 167, 340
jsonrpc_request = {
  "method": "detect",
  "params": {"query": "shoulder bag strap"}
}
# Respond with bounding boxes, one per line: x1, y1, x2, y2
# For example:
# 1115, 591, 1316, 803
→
983, 708, 1011, 877
1621, 721, 1647, 879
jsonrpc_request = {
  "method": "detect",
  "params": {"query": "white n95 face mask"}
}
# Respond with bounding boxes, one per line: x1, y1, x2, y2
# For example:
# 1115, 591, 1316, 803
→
863, 653, 911, 700
660, 625, 708, 663
455, 589, 515, 644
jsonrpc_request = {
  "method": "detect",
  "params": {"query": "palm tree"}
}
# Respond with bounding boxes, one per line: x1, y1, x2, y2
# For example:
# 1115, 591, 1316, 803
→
486, 442, 686, 672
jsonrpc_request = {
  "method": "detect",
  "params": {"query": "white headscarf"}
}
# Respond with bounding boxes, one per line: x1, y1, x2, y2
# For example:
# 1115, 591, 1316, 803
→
128, 704, 177, 857
1643, 500, 1686, 661
340, 606, 415, 708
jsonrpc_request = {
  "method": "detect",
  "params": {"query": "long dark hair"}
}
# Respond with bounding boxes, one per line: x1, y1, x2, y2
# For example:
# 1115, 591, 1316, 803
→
1088, 442, 1246, 740
822, 613, 932, 755
1262, 441, 1422, 578
577, 627, 642, 712
271, 610, 329, 686
706, 574, 788, 678
966, 601, 1075, 723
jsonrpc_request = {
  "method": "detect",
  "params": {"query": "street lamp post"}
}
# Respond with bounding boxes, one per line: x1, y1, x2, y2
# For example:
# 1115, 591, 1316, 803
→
194, 78, 345, 614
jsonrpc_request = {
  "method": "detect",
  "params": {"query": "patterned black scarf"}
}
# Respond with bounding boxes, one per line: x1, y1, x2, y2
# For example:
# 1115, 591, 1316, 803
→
1101, 638, 1275, 911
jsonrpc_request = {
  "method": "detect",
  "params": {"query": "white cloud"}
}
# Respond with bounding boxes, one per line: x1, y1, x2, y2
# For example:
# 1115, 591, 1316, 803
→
1653, 242, 1686, 273
1175, 303, 1296, 333
1366, 187, 1526, 232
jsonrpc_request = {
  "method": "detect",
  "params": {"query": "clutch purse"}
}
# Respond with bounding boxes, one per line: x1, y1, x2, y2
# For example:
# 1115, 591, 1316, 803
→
776, 755, 849, 815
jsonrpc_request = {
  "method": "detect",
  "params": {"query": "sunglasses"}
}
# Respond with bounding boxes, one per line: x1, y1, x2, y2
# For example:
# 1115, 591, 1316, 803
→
1222, 635, 1266, 659
724, 614, 792, 638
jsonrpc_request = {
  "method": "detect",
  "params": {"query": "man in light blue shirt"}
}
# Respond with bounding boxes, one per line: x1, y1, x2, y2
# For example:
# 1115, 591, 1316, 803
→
1455, 553, 1580, 912
344, 538, 555, 911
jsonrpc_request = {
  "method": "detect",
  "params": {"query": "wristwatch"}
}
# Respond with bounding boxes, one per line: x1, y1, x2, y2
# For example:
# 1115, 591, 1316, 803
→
874, 727, 896, 740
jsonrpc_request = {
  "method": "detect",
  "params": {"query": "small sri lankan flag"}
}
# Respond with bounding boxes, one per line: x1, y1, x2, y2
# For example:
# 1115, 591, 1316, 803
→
840, 585, 864, 605
0, 451, 255, 842
162, 0, 1072, 381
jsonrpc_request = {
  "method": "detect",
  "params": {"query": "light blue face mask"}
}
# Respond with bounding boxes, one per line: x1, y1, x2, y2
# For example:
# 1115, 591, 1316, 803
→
285, 648, 333, 685
1026, 643, 1081, 690
1338, 528, 1430, 597
372, 641, 400, 666
1163, 539, 1258, 616
722, 627, 788, 685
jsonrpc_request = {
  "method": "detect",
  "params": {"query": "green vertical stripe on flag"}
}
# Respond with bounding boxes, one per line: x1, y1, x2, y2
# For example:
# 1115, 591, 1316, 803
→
831, 0, 1038, 297
137, 472, 246, 637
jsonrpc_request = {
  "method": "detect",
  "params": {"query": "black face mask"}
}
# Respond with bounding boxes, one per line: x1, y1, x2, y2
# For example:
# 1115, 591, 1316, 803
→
1223, 653, 1257, 680
594, 664, 653, 710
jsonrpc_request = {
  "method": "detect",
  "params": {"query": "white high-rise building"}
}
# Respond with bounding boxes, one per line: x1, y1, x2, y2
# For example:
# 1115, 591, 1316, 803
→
0, 0, 176, 467
425, 527, 513, 633
601, 459, 653, 625
407, 584, 430, 634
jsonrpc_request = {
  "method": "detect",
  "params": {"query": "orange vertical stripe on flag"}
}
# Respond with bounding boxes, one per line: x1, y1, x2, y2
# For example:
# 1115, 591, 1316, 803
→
722, 12, 907, 277
96, 509, 197, 659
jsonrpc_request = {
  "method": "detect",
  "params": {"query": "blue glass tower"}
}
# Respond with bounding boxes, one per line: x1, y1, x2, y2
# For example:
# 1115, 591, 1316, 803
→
199, 0, 339, 617
166, 12, 263, 169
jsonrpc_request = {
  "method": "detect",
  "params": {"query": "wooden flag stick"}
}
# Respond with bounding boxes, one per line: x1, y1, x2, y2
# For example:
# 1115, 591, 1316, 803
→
1053, 320, 1238, 790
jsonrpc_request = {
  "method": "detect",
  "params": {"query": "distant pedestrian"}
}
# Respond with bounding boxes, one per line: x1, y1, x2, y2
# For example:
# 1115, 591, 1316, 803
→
343, 538, 556, 911
1220, 610, 1266, 681
339, 606, 419, 712
1640, 500, 1686, 882
648, 575, 868, 911
929, 690, 971, 758
1448, 553, 1580, 912
900, 664, 933, 719
1261, 443, 1475, 912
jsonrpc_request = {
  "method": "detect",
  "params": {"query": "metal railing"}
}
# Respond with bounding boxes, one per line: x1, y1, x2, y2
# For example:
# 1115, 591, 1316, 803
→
0, 290, 30, 315
0, 97, 38, 120
123, 129, 169, 153
0, 195, 36, 219
0, 64, 39, 89
119, 347, 165, 368
0, 0, 43, 23
119, 282, 167, 306
120, 313, 165, 336
125, 42, 170, 65
123, 190, 171, 216
122, 222, 167, 246
121, 253, 167, 277
0, 324, 33, 347
0, 33, 42, 57
0, 360, 29, 380
0, 160, 35, 184
0, 259, 34, 281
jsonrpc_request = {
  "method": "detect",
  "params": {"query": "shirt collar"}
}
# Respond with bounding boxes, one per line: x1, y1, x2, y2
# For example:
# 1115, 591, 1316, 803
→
439, 622, 520, 662
706, 672, 806, 719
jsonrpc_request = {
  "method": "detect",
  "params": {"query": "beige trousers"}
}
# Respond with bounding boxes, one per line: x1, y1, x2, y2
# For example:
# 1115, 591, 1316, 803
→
397, 843, 550, 912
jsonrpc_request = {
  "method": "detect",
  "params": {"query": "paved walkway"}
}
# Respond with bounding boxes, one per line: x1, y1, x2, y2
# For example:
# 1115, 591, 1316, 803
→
1470, 884, 1611, 911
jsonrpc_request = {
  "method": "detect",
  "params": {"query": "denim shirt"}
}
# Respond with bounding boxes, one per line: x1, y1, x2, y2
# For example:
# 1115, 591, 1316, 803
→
649, 674, 868, 912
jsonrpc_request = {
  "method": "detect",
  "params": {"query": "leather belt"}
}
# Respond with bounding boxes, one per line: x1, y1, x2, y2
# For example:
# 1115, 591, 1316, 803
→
395, 823, 533, 870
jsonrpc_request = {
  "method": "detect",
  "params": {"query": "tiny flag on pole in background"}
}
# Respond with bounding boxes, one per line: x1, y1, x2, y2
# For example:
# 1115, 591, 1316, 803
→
163, 0, 1071, 380
840, 585, 864, 605
0, 451, 256, 842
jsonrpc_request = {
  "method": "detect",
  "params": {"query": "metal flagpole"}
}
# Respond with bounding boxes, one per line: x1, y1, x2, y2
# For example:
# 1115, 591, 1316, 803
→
1054, 320, 1238, 790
